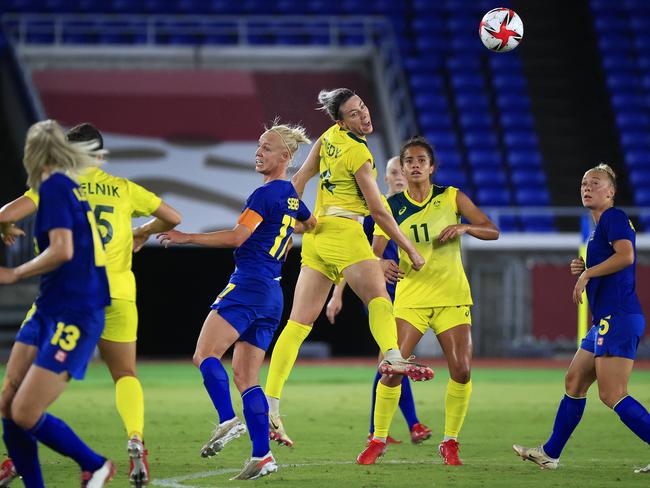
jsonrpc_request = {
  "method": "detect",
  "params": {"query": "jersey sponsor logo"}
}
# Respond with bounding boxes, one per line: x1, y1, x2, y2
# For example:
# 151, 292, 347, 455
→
80, 182, 120, 198
398, 206, 407, 215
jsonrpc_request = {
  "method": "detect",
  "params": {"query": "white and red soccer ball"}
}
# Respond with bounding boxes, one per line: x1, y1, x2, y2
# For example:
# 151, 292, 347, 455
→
479, 8, 524, 53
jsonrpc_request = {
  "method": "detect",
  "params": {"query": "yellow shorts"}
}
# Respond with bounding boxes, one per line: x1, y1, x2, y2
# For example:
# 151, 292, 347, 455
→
300, 216, 377, 284
395, 305, 472, 335
101, 299, 138, 343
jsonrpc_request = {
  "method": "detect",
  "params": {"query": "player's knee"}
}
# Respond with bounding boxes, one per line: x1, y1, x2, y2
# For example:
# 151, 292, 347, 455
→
10, 402, 39, 430
451, 366, 471, 384
232, 368, 255, 393
598, 388, 626, 409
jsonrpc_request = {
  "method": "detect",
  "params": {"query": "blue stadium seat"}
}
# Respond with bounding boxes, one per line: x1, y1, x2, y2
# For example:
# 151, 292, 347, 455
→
504, 131, 539, 149
472, 168, 508, 186
412, 17, 446, 34
467, 148, 501, 167
492, 75, 527, 91
496, 93, 530, 110
507, 150, 543, 168
435, 168, 468, 188
514, 188, 551, 206
455, 93, 489, 110
501, 112, 535, 130
602, 55, 638, 72
451, 73, 485, 92
464, 132, 498, 150
404, 56, 443, 73
607, 74, 641, 91
621, 131, 650, 149
520, 215, 555, 232
435, 149, 463, 168
446, 55, 481, 72
488, 54, 523, 71
410, 73, 445, 91
415, 35, 449, 53
459, 112, 492, 129
414, 94, 449, 113
510, 168, 546, 187
493, 215, 518, 232
616, 111, 650, 129
241, 0, 275, 13
594, 17, 628, 33
274, 0, 310, 14
611, 93, 646, 109
625, 150, 650, 169
476, 187, 511, 206
412, 0, 446, 13
419, 112, 453, 131
450, 36, 484, 52
635, 187, 650, 205
629, 170, 650, 186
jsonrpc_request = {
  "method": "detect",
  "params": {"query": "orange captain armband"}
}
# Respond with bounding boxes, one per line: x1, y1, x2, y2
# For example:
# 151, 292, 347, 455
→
238, 208, 264, 233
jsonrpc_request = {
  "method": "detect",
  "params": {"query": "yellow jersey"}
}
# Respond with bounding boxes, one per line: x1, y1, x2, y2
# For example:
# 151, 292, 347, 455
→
316, 124, 375, 217
24, 168, 161, 301
375, 185, 472, 308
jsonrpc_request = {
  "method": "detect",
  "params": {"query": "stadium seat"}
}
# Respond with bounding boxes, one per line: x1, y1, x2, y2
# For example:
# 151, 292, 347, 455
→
507, 150, 543, 168
492, 75, 527, 91
514, 188, 551, 206
616, 111, 650, 129
419, 112, 453, 131
472, 168, 508, 186
464, 132, 498, 150
493, 214, 519, 232
625, 150, 650, 169
446, 55, 481, 72
455, 93, 489, 110
504, 131, 539, 149
435, 168, 468, 188
451, 73, 485, 93
520, 215, 556, 232
435, 149, 463, 168
510, 168, 546, 187
467, 149, 501, 168
459, 112, 492, 129
629, 170, 650, 186
501, 112, 535, 130
414, 94, 449, 113
476, 187, 511, 206
409, 73, 445, 91
635, 187, 650, 205
621, 131, 650, 149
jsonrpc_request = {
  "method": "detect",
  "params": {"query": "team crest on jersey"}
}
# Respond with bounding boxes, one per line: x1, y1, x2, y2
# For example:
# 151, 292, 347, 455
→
597, 337, 604, 346
55, 350, 67, 362
433, 200, 441, 208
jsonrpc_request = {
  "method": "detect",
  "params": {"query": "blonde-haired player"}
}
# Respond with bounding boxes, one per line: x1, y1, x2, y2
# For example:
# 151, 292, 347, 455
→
265, 88, 433, 448
357, 136, 499, 465
0, 123, 181, 486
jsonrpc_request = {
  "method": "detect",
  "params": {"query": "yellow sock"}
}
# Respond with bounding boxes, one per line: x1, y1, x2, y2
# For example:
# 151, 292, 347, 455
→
265, 320, 312, 399
444, 379, 472, 438
367, 297, 399, 353
373, 382, 401, 439
115, 375, 144, 439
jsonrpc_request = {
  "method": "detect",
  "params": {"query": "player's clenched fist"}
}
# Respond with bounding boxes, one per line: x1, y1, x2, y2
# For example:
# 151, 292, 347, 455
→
570, 256, 585, 276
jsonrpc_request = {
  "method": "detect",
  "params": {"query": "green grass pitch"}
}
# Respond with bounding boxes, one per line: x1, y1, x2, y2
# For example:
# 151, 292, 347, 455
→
11, 361, 650, 487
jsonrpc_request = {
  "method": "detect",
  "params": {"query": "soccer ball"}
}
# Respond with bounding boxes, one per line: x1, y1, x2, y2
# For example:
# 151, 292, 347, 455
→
479, 8, 524, 53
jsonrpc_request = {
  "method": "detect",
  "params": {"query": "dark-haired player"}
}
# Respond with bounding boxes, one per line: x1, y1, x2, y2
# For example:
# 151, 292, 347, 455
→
357, 136, 499, 465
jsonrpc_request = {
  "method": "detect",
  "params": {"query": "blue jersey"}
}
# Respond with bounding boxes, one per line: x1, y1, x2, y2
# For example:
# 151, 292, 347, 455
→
586, 207, 642, 321
34, 173, 110, 315
231, 179, 311, 284
364, 215, 398, 300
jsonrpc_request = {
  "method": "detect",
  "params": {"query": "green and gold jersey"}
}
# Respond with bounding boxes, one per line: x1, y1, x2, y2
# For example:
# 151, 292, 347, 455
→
25, 168, 161, 301
316, 124, 375, 217
374, 185, 472, 308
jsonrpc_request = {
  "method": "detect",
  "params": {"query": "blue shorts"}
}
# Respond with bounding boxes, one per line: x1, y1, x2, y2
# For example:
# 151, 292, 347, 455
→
211, 280, 283, 352
33, 308, 105, 380
15, 305, 49, 348
580, 313, 646, 360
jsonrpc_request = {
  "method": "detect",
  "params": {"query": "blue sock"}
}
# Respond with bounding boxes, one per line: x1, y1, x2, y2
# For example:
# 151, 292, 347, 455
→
200, 357, 236, 423
28, 414, 104, 472
542, 394, 586, 459
398, 375, 419, 430
2, 418, 44, 488
369, 371, 381, 434
241, 386, 270, 458
614, 395, 650, 444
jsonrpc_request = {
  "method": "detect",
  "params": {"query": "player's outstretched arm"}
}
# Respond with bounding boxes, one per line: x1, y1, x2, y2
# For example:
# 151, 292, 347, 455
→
355, 163, 424, 270
158, 224, 251, 249
0, 195, 37, 245
293, 214, 317, 234
291, 139, 322, 198
133, 201, 182, 252
0, 228, 73, 284
438, 191, 500, 243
